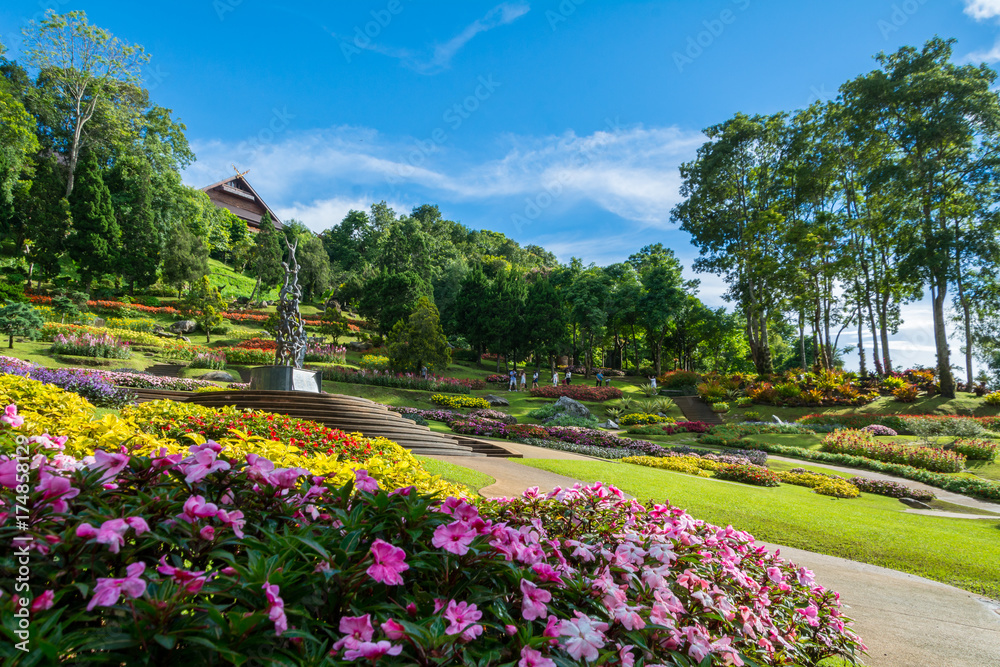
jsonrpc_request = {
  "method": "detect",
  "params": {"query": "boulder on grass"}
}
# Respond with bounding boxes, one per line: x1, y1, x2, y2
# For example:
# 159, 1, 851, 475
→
553, 396, 591, 420
197, 371, 237, 382
347, 341, 372, 352
601, 420, 619, 429
484, 394, 510, 407
169, 320, 197, 334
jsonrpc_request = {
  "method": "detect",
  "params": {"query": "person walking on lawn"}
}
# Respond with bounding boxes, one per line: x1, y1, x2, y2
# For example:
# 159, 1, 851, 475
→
595, 371, 604, 387
565, 370, 572, 385
520, 370, 527, 392
532, 369, 539, 390
552, 370, 560, 386
509, 369, 517, 392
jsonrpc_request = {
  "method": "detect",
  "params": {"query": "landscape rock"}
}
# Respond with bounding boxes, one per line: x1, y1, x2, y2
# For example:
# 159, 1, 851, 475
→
347, 341, 372, 352
601, 420, 619, 429
899, 497, 933, 510
197, 371, 237, 382
484, 394, 510, 407
553, 396, 591, 420
169, 320, 197, 334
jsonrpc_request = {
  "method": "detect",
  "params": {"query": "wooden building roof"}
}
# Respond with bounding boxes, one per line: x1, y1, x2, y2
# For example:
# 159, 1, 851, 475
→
200, 174, 283, 232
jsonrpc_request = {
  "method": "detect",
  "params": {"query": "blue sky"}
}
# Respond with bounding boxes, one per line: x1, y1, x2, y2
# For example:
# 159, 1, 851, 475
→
3, 0, 1000, 370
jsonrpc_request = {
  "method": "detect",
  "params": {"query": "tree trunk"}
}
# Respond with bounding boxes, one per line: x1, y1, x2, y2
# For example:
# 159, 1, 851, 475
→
857, 307, 866, 376
931, 280, 955, 398
954, 219, 973, 390
878, 295, 892, 375
8, 335, 13, 348
798, 310, 807, 370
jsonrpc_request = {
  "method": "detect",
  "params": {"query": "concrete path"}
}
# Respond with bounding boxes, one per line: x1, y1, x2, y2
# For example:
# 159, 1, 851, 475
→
427, 446, 1000, 667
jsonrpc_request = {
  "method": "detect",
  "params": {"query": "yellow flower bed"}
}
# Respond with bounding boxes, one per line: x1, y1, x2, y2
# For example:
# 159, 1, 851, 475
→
106, 316, 158, 332
40, 322, 166, 347
814, 478, 860, 498
619, 413, 669, 426
776, 471, 832, 488
430, 394, 491, 410
621, 455, 712, 477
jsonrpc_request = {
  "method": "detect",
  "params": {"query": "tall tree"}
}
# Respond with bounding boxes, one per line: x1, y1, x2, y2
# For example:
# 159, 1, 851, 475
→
107, 155, 158, 292
22, 10, 148, 198
248, 212, 283, 302
358, 269, 431, 336
673, 113, 790, 375
454, 265, 492, 365
386, 296, 451, 373
523, 276, 568, 372
68, 150, 119, 286
161, 224, 208, 295
842, 38, 1000, 396
0, 42, 39, 206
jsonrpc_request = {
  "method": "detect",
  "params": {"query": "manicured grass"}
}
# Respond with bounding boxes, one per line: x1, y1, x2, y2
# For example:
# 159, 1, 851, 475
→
515, 458, 1000, 600
415, 456, 495, 493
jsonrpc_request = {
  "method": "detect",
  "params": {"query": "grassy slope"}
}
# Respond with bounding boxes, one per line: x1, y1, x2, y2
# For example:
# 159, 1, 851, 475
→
722, 393, 1000, 423
516, 458, 1000, 600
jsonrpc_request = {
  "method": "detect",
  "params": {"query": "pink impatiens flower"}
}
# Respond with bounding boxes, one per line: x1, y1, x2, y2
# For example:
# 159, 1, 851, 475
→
76, 518, 130, 554
366, 539, 409, 585
381, 618, 406, 641
89, 450, 130, 484
333, 614, 374, 652
343, 641, 402, 660
520, 579, 551, 621
177, 495, 220, 524
36, 471, 80, 513
354, 469, 379, 493
157, 557, 209, 595
31, 590, 54, 612
519, 646, 556, 667
796, 605, 821, 627
263, 582, 288, 636
1, 403, 24, 428
86, 562, 147, 611
559, 611, 608, 662
443, 600, 482, 639
432, 521, 477, 555
179, 441, 230, 484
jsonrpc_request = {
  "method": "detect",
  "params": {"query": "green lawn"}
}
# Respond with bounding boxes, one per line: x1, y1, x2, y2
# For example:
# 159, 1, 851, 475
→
516, 458, 1000, 600
415, 455, 495, 493
721, 393, 1000, 424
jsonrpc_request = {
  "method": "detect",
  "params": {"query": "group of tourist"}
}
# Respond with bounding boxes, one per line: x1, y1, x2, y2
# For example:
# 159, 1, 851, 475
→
504, 368, 616, 390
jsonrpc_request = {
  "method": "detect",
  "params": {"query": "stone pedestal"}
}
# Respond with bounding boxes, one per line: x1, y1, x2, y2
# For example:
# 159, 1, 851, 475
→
249, 366, 323, 393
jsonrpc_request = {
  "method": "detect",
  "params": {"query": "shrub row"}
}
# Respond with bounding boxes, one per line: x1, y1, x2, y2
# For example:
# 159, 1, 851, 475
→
321, 367, 472, 394
821, 431, 966, 473
528, 385, 623, 401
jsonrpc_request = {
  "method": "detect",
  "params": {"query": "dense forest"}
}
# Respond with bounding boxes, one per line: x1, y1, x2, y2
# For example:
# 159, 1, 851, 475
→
4, 13, 1000, 395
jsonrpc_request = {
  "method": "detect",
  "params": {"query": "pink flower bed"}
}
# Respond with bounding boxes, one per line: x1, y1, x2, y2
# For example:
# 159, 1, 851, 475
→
0, 409, 865, 665
821, 430, 966, 473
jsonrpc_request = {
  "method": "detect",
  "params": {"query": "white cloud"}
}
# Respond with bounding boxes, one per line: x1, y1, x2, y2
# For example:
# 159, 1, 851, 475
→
185, 122, 704, 229
336, 2, 531, 74
275, 196, 412, 233
964, 0, 1000, 20
963, 39, 1000, 63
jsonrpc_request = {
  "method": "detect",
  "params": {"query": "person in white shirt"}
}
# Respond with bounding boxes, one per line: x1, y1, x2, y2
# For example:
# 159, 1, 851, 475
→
519, 371, 527, 391
565, 370, 572, 385
532, 370, 539, 389
552, 371, 560, 386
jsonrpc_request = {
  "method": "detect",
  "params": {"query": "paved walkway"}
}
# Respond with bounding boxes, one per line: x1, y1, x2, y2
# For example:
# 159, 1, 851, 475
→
427, 444, 1000, 667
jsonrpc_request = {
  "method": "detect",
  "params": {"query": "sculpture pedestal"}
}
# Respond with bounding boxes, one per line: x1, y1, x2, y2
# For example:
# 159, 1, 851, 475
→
249, 366, 323, 393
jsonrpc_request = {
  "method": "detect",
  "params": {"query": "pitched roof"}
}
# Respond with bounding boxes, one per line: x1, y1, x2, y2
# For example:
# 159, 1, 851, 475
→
200, 174, 283, 230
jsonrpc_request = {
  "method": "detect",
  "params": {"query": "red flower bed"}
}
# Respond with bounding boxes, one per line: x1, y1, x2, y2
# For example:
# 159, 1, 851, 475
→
529, 385, 623, 401
234, 337, 277, 350
714, 463, 781, 487
148, 411, 393, 462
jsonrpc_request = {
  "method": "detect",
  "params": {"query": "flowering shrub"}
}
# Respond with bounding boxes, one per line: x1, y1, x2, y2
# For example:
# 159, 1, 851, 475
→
189, 349, 227, 370
846, 477, 935, 502
360, 354, 390, 371
529, 385, 623, 401
892, 385, 919, 402
618, 412, 667, 426
305, 342, 347, 364
105, 316, 158, 332
860, 424, 898, 436
711, 401, 731, 413
450, 418, 511, 439
656, 369, 703, 389
946, 439, 998, 461
814, 478, 861, 499
983, 391, 1000, 406
518, 438, 650, 459
50, 331, 132, 359
430, 394, 491, 410
505, 424, 551, 440
485, 374, 507, 383
389, 407, 458, 422
467, 408, 516, 424
40, 322, 165, 348
321, 367, 472, 394
714, 463, 781, 487
218, 346, 273, 365
97, 370, 217, 392
0, 356, 134, 408
821, 430, 966, 473
233, 337, 277, 350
